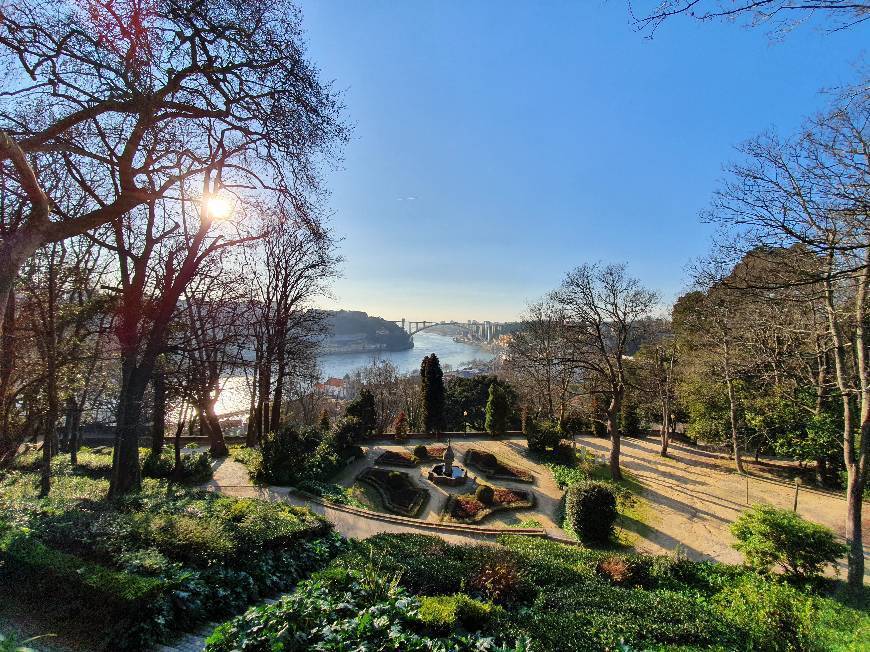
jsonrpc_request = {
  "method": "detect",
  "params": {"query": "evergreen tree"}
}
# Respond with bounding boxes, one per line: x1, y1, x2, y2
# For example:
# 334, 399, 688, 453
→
345, 388, 377, 437
392, 410, 409, 439
318, 408, 331, 433
420, 354, 446, 433
485, 383, 509, 436
619, 400, 642, 437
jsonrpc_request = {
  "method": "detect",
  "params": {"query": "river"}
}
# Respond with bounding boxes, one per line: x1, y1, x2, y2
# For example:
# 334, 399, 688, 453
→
213, 332, 493, 416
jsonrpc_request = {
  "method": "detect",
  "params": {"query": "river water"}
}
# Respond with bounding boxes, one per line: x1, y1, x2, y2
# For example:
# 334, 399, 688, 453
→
214, 332, 493, 416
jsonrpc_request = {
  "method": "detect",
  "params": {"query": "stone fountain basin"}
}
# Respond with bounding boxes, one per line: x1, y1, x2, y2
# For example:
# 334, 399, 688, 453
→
427, 463, 467, 486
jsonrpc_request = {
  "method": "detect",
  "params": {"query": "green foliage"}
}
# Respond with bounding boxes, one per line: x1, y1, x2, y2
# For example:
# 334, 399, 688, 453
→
619, 401, 642, 437
142, 449, 212, 484
333, 415, 365, 450
485, 383, 510, 435
445, 375, 519, 431
565, 481, 618, 544
526, 420, 562, 452
205, 569, 527, 651
476, 484, 495, 505
257, 426, 342, 486
418, 594, 502, 633
413, 444, 428, 459
731, 504, 847, 577
420, 354, 446, 433
714, 576, 815, 651
346, 388, 377, 437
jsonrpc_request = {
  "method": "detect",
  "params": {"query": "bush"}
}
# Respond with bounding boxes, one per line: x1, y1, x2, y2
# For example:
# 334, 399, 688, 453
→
479, 451, 497, 468
333, 416, 366, 450
413, 444, 428, 460
731, 504, 847, 577
565, 481, 617, 543
527, 421, 562, 452
387, 471, 405, 490
418, 594, 499, 633
205, 570, 526, 651
714, 576, 815, 651
475, 484, 495, 505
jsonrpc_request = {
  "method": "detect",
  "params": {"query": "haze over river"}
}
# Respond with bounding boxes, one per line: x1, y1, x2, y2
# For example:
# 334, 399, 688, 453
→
214, 332, 493, 416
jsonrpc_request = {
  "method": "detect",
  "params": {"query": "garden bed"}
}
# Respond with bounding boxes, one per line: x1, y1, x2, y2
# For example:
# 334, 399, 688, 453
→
464, 449, 534, 483
443, 486, 535, 523
374, 449, 420, 467
356, 468, 428, 517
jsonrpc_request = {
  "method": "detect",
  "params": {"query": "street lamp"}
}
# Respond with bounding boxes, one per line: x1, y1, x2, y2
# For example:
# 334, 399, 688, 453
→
463, 410, 468, 433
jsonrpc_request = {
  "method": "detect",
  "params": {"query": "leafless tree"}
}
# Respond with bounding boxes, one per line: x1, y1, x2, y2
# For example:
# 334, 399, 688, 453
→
552, 263, 659, 480
629, 1, 869, 35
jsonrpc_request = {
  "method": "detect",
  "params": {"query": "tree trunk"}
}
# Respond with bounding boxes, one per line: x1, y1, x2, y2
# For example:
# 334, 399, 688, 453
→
202, 398, 228, 457
69, 401, 81, 466
109, 359, 149, 496
607, 389, 623, 481
151, 364, 166, 455
723, 339, 745, 474
660, 400, 670, 457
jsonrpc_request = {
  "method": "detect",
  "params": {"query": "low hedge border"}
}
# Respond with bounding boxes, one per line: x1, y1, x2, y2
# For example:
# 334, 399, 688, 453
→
356, 469, 429, 517
464, 450, 534, 484
443, 490, 536, 524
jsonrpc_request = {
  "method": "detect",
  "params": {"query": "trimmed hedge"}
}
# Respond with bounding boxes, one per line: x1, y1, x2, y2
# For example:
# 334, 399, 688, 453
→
564, 481, 617, 543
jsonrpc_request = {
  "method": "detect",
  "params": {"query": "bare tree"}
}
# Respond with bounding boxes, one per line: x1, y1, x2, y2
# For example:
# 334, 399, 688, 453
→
553, 263, 659, 480
629, 1, 869, 35
0, 0, 346, 337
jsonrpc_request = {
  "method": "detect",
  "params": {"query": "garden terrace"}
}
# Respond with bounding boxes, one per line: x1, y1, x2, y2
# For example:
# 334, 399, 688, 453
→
356, 468, 429, 517
374, 449, 420, 467
464, 449, 534, 483
0, 449, 340, 651
444, 487, 535, 524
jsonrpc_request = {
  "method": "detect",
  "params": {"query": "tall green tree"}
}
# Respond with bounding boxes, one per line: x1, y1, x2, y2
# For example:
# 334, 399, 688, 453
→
345, 388, 377, 438
485, 384, 509, 436
445, 375, 518, 431
420, 354, 446, 433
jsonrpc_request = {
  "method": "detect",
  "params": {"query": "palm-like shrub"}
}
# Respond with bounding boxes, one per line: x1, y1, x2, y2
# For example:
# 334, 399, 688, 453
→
730, 504, 847, 578
565, 481, 617, 543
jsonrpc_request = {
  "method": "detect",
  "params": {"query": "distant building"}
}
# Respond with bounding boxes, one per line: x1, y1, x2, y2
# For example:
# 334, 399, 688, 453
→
315, 377, 349, 399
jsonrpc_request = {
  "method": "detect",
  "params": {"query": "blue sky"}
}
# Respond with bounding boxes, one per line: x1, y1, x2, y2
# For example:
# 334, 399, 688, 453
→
300, 1, 866, 322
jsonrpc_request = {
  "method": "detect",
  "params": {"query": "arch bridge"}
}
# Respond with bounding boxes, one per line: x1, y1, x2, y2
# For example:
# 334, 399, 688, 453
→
391, 319, 504, 343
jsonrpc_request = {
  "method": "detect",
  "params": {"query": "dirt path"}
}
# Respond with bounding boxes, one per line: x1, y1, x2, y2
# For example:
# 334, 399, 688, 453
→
575, 434, 870, 581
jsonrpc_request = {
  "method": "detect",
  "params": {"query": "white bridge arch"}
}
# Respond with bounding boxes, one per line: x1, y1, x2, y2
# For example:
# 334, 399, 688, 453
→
391, 319, 504, 342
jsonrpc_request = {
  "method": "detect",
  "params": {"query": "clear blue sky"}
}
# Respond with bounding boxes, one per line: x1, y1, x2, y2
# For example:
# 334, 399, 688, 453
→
300, 1, 866, 322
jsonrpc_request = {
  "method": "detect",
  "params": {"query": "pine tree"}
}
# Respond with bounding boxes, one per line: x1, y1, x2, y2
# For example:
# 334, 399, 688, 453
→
485, 383, 508, 436
346, 388, 377, 437
420, 354, 446, 434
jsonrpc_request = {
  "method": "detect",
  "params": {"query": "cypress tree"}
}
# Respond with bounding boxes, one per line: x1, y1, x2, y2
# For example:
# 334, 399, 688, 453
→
485, 383, 509, 436
420, 354, 446, 433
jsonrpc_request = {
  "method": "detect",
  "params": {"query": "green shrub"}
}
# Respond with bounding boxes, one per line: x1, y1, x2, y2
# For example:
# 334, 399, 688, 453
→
527, 420, 562, 452
205, 570, 527, 651
142, 449, 213, 484
731, 504, 847, 577
413, 444, 428, 459
565, 481, 617, 543
475, 484, 495, 505
418, 594, 500, 633
714, 576, 816, 651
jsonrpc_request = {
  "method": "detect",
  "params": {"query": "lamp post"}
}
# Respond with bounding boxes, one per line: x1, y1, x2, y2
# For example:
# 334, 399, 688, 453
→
463, 410, 468, 433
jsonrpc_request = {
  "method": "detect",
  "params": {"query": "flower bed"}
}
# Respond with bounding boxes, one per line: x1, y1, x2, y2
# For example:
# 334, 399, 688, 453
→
426, 445, 447, 459
464, 449, 534, 483
374, 449, 420, 467
443, 486, 534, 523
356, 468, 428, 517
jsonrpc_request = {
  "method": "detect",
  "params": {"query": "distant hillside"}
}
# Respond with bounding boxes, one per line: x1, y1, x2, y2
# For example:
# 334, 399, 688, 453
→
319, 310, 413, 354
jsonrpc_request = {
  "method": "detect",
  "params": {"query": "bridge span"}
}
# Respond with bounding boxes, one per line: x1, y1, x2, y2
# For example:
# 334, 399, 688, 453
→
391, 319, 504, 342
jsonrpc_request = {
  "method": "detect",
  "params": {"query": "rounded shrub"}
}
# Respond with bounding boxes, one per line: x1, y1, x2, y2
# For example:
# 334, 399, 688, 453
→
387, 471, 405, 490
565, 481, 617, 543
413, 444, 428, 460
479, 452, 498, 468
730, 504, 847, 578
475, 485, 495, 505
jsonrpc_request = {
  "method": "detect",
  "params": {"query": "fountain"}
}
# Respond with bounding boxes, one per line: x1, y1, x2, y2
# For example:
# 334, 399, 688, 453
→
427, 440, 467, 486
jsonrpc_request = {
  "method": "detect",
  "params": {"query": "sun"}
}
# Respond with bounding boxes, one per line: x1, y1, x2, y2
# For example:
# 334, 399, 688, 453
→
204, 195, 233, 221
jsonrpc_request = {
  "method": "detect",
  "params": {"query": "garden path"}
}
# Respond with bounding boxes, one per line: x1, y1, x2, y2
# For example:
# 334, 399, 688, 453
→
574, 434, 870, 582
